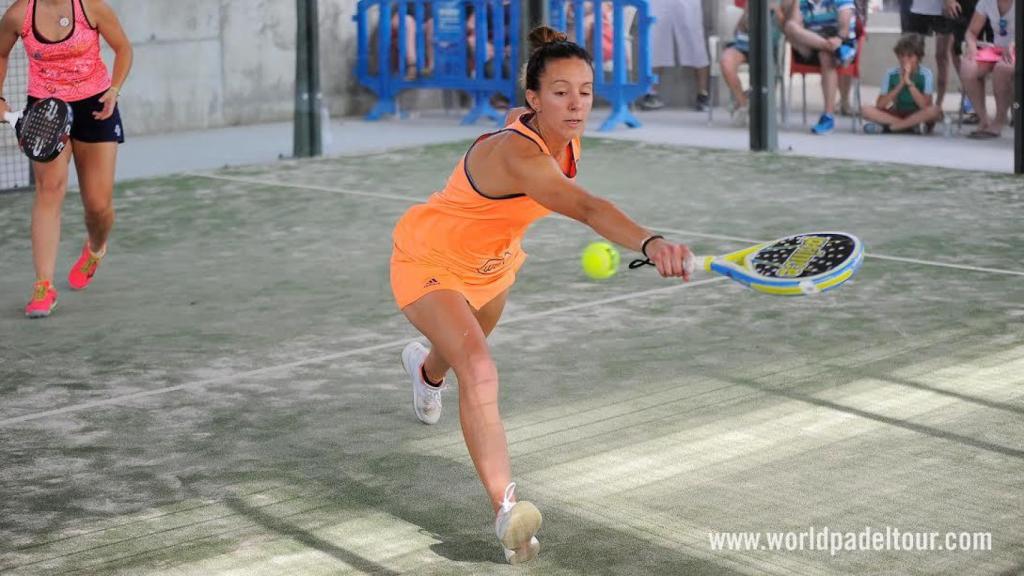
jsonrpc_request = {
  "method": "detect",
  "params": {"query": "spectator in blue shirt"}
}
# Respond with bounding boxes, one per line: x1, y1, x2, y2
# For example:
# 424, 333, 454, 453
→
783, 0, 859, 134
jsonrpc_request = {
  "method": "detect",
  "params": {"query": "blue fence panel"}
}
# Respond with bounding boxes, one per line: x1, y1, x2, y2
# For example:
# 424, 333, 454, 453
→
548, 0, 656, 131
355, 0, 519, 126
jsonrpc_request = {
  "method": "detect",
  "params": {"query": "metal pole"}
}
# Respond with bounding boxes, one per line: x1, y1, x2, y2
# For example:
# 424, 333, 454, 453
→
1015, 0, 1022, 174
750, 0, 777, 151
294, 0, 310, 157
518, 0, 549, 106
308, 0, 323, 156
294, 0, 322, 158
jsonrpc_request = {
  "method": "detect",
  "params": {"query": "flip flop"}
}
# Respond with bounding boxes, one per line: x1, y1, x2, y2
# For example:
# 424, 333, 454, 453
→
967, 130, 999, 139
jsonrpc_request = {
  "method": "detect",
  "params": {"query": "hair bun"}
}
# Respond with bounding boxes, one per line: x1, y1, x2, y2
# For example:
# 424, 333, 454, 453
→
528, 26, 568, 51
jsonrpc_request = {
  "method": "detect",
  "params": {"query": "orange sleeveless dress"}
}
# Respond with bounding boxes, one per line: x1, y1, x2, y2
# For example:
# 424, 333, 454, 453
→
390, 112, 581, 310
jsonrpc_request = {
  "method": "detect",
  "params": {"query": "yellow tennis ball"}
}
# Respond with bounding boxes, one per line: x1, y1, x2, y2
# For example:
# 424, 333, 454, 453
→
581, 241, 620, 280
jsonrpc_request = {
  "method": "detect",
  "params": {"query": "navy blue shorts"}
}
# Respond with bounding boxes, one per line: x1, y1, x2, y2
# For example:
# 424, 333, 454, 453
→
27, 90, 124, 144
905, 12, 956, 36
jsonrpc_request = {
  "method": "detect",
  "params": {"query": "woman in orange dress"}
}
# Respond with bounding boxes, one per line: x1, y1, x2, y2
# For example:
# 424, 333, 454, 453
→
390, 26, 692, 564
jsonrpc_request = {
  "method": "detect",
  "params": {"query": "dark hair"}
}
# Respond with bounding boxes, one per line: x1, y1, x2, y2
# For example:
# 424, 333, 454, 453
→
522, 26, 593, 101
894, 33, 925, 60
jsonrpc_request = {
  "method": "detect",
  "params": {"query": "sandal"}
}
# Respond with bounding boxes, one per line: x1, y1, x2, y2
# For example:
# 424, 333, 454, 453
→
967, 129, 999, 139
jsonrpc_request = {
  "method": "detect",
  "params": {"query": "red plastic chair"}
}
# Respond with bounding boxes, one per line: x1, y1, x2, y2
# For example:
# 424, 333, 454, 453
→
787, 20, 866, 132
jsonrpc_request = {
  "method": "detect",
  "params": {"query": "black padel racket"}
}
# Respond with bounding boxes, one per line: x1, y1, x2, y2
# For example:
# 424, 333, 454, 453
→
3, 97, 73, 162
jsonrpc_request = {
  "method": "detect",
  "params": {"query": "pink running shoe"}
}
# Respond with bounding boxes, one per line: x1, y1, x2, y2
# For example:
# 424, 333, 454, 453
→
25, 280, 58, 318
68, 243, 105, 291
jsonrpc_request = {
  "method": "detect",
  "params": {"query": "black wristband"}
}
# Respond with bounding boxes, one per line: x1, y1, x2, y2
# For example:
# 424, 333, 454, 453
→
640, 234, 664, 258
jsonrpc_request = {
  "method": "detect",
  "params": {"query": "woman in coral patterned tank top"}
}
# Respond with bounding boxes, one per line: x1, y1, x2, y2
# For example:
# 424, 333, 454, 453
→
0, 0, 132, 318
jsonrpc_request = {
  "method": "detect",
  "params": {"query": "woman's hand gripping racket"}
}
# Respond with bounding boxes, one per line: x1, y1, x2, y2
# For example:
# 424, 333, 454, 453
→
630, 232, 864, 296
2, 97, 73, 163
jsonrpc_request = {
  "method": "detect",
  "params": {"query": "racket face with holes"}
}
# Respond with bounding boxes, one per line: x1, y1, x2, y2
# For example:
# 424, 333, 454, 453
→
18, 98, 73, 162
709, 232, 864, 295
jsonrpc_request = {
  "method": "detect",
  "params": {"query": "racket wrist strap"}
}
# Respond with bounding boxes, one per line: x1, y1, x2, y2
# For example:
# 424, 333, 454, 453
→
640, 234, 664, 258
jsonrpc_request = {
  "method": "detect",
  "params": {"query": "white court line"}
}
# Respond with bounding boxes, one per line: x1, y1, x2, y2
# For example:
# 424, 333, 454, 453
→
0, 278, 724, 427
186, 173, 421, 203
192, 173, 1024, 278
857, 253, 1024, 277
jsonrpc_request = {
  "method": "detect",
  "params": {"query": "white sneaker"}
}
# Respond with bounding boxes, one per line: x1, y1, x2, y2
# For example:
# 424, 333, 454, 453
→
401, 342, 446, 425
494, 482, 542, 564
731, 103, 749, 127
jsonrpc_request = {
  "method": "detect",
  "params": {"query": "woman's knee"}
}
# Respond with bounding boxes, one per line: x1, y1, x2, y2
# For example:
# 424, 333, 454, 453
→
34, 178, 67, 205
720, 50, 743, 75
959, 59, 982, 79
993, 62, 1015, 79
454, 344, 497, 379
453, 356, 500, 405
445, 336, 494, 379
82, 196, 114, 220
465, 358, 498, 386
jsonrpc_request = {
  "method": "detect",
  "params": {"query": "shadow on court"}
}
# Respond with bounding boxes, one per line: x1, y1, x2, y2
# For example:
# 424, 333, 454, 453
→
206, 455, 755, 576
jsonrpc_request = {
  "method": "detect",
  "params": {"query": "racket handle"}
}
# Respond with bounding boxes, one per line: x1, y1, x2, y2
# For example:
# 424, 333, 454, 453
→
681, 254, 713, 277
627, 254, 712, 275
685, 255, 714, 276
3, 111, 21, 124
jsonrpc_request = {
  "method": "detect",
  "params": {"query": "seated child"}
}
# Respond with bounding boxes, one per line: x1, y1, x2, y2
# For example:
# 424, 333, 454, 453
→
861, 32, 943, 134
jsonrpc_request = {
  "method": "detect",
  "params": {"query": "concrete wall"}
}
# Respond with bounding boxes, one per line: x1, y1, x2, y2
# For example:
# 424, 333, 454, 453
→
102, 0, 363, 135
87, 2, 961, 136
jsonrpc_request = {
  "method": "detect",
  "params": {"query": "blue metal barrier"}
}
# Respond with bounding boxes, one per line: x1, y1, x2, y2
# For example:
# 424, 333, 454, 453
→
355, 0, 519, 125
549, 0, 656, 131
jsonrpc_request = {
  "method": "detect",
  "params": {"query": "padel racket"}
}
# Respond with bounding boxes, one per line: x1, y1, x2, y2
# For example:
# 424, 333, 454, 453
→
630, 232, 864, 296
3, 97, 73, 162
